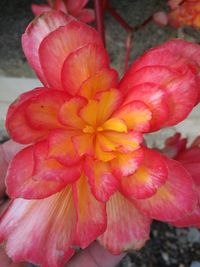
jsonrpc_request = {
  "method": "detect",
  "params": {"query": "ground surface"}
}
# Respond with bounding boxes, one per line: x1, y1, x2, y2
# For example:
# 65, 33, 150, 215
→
0, 0, 200, 266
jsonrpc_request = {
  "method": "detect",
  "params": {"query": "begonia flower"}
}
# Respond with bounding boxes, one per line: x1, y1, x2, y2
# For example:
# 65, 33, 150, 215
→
153, 0, 200, 28
32, 0, 94, 23
0, 11, 200, 267
161, 133, 200, 228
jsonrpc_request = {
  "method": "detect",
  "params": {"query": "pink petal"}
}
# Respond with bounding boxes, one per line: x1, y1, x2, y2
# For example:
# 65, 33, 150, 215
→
31, 4, 52, 16
120, 148, 168, 199
6, 144, 67, 199
113, 100, 152, 132
0, 187, 76, 266
98, 192, 151, 254
61, 44, 109, 95
39, 20, 104, 90
111, 149, 144, 177
123, 83, 169, 131
65, 0, 88, 13
22, 11, 73, 86
135, 157, 197, 221
79, 68, 118, 99
76, 9, 95, 23
73, 175, 106, 248
48, 129, 81, 166
6, 88, 50, 144
84, 158, 118, 202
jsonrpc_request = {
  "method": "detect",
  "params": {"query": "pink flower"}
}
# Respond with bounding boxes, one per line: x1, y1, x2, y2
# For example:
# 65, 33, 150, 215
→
0, 11, 200, 267
32, 0, 94, 23
161, 133, 200, 227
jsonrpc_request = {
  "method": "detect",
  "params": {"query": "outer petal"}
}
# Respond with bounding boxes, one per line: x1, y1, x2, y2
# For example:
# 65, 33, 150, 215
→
0, 187, 76, 267
6, 142, 79, 199
123, 83, 169, 131
111, 149, 144, 177
22, 11, 73, 86
84, 158, 118, 202
98, 192, 151, 254
6, 88, 50, 144
113, 100, 152, 132
135, 157, 197, 221
39, 20, 104, 90
31, 4, 52, 16
61, 44, 109, 95
65, 0, 88, 13
48, 129, 81, 166
73, 175, 106, 248
6, 88, 69, 144
120, 148, 168, 199
79, 68, 118, 99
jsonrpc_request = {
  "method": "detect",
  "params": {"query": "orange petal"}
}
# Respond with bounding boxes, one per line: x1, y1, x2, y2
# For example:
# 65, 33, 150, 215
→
58, 97, 86, 128
61, 44, 109, 95
73, 175, 106, 248
72, 133, 94, 156
114, 100, 152, 132
102, 118, 127, 133
79, 68, 118, 99
98, 192, 151, 254
111, 149, 144, 177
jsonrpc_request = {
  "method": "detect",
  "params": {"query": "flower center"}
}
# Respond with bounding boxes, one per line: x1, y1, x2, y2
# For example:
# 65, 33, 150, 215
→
82, 125, 104, 133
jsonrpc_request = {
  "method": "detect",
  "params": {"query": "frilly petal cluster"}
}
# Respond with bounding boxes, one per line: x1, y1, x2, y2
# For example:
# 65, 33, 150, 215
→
0, 11, 200, 267
32, 0, 94, 23
153, 0, 200, 28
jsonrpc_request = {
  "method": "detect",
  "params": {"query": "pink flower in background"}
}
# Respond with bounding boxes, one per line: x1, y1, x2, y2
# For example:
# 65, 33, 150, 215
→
32, 0, 94, 23
161, 133, 200, 228
0, 11, 200, 267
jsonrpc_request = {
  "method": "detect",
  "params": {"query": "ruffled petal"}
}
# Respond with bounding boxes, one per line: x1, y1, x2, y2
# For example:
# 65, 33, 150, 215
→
61, 44, 109, 95
79, 68, 118, 99
6, 142, 80, 199
39, 20, 103, 90
73, 175, 106, 248
33, 141, 82, 183
0, 187, 76, 267
6, 88, 50, 144
84, 158, 118, 202
111, 149, 144, 177
22, 11, 73, 86
48, 129, 81, 166
113, 100, 152, 132
98, 192, 151, 254
31, 4, 52, 16
120, 148, 168, 199
123, 83, 169, 131
135, 157, 197, 221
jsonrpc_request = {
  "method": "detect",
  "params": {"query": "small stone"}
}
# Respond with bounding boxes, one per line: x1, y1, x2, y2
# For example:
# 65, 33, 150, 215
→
188, 228, 200, 244
161, 252, 169, 263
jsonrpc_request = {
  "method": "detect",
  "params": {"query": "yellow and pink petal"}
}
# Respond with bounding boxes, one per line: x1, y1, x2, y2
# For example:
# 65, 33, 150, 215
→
134, 157, 197, 221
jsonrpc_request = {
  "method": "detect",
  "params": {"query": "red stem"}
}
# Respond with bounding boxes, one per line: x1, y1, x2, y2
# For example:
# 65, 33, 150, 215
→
123, 32, 133, 73
94, 0, 106, 46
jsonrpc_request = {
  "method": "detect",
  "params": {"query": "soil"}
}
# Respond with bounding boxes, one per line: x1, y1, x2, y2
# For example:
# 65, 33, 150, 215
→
0, 0, 200, 266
